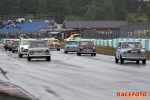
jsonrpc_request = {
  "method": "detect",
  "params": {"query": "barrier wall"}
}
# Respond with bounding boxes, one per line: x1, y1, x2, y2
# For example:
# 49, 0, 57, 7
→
78, 38, 150, 51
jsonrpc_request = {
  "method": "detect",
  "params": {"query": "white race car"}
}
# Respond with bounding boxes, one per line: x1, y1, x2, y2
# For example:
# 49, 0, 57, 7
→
18, 39, 37, 58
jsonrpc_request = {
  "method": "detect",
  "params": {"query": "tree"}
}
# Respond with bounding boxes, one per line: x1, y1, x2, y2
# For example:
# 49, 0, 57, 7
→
46, 0, 71, 23
94, 7, 106, 20
0, 0, 20, 15
102, 0, 115, 20
84, 7, 94, 20
112, 0, 128, 20
64, 15, 82, 21
146, 3, 150, 21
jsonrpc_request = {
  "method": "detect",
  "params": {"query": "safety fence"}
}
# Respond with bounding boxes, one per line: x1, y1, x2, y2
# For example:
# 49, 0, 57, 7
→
76, 38, 150, 52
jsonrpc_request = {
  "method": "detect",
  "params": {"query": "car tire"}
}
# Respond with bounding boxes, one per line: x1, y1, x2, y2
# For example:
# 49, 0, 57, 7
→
115, 55, 118, 63
64, 51, 67, 54
77, 52, 79, 56
18, 52, 23, 58
94, 53, 96, 56
27, 56, 31, 61
136, 60, 139, 64
12, 50, 14, 53
91, 54, 93, 56
46, 56, 51, 61
5, 48, 7, 51
120, 55, 124, 64
142, 59, 146, 64
57, 49, 60, 51
79, 53, 81, 56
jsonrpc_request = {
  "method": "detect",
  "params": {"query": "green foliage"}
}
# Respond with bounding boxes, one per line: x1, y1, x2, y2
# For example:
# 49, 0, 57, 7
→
64, 15, 82, 21
84, 7, 94, 20
94, 7, 106, 20
25, 14, 34, 20
0, 0, 150, 23
146, 3, 150, 21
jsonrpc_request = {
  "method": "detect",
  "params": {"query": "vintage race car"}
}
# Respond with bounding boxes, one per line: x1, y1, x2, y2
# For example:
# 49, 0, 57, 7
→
12, 40, 21, 53
115, 41, 146, 64
8, 39, 20, 51
27, 40, 51, 61
77, 41, 96, 56
3, 39, 10, 50
64, 34, 81, 41
48, 39, 60, 51
18, 39, 37, 58
64, 40, 78, 53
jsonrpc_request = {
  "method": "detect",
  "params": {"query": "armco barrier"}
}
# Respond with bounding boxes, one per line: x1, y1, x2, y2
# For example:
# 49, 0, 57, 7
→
0, 38, 4, 43
77, 38, 150, 51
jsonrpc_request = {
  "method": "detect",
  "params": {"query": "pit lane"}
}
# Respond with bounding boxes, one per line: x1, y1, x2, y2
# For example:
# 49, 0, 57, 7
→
0, 44, 150, 100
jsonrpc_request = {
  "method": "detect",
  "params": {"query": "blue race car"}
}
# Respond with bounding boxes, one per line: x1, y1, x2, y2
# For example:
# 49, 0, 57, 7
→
64, 40, 78, 54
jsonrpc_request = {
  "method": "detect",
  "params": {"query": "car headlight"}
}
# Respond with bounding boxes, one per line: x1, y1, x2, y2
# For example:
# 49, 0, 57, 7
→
123, 51, 127, 57
141, 51, 145, 56
80, 47, 83, 51
45, 50, 49, 55
30, 50, 34, 55
21, 47, 24, 51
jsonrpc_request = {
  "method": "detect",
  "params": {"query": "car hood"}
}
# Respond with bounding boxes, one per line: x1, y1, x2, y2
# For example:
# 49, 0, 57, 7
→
20, 45, 29, 49
29, 47, 49, 51
65, 45, 78, 47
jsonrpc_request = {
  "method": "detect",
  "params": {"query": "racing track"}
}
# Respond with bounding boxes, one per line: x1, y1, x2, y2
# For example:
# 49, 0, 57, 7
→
0, 44, 150, 100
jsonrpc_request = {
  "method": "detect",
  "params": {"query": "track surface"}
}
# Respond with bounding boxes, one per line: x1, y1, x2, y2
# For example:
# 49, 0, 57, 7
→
0, 45, 150, 100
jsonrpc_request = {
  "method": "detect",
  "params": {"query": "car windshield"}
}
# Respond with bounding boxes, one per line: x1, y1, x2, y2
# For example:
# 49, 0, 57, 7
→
13, 41, 20, 45
122, 42, 142, 49
22, 41, 32, 45
80, 41, 93, 46
54, 40, 59, 42
66, 41, 77, 45
30, 42, 47, 47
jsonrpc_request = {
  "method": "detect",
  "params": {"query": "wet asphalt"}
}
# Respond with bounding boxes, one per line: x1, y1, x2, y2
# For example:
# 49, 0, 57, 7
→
0, 44, 150, 100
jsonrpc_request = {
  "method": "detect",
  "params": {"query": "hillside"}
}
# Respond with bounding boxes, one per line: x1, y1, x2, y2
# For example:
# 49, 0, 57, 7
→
125, 13, 148, 24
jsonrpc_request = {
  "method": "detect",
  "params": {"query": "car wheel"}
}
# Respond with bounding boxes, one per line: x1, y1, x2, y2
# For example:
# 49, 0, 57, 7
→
18, 52, 23, 58
91, 54, 93, 56
94, 53, 96, 56
120, 55, 124, 64
46, 56, 51, 61
136, 60, 139, 64
12, 50, 14, 53
5, 48, 7, 51
57, 49, 60, 51
79, 53, 81, 56
115, 55, 118, 63
64, 51, 67, 54
77, 52, 79, 56
142, 59, 146, 64
27, 56, 31, 61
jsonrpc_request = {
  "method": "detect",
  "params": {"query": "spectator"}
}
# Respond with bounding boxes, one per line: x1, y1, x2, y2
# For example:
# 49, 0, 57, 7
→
6, 25, 10, 29
29, 19, 32, 23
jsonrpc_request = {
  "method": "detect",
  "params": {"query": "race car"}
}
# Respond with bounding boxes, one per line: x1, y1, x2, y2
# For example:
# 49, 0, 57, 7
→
48, 39, 60, 51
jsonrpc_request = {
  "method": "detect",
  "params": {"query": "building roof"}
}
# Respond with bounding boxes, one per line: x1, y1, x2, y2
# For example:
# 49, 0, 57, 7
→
63, 21, 125, 29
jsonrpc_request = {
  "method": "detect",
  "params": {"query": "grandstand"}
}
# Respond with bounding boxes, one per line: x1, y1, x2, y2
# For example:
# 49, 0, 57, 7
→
0, 22, 49, 33
0, 14, 55, 38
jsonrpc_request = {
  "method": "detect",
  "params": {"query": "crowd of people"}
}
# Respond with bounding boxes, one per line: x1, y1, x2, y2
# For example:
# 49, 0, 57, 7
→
0, 18, 32, 30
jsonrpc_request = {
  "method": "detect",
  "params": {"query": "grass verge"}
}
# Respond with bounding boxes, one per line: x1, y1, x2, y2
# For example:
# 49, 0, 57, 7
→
60, 42, 150, 60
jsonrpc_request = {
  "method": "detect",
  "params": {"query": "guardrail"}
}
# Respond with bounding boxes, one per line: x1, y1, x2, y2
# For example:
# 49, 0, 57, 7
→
77, 38, 150, 52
